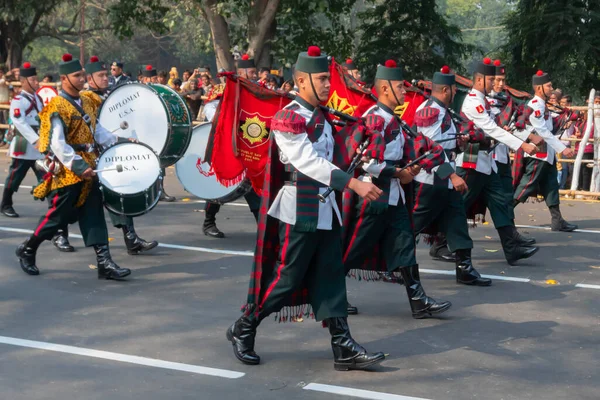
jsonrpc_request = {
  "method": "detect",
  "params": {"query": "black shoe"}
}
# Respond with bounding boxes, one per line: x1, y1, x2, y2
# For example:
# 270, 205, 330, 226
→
204, 225, 225, 238
226, 316, 260, 365
52, 231, 75, 252
550, 205, 577, 232
123, 225, 158, 255
400, 266, 452, 318
455, 249, 492, 286
16, 239, 41, 275
159, 191, 176, 202
327, 317, 385, 371
94, 244, 131, 280
498, 226, 539, 266
514, 231, 536, 246
347, 301, 358, 315
1, 205, 18, 218
429, 236, 455, 263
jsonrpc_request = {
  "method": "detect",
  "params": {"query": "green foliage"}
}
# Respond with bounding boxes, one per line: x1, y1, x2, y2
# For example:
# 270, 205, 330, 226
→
503, 0, 600, 100
357, 0, 472, 82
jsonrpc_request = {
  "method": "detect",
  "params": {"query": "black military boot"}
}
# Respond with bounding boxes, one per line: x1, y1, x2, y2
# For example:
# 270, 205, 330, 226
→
455, 248, 492, 286
346, 301, 358, 315
159, 190, 176, 202
52, 227, 75, 252
1, 188, 19, 218
203, 209, 225, 238
226, 314, 261, 365
497, 226, 539, 266
512, 222, 536, 246
400, 265, 452, 318
94, 244, 131, 280
16, 235, 44, 275
429, 234, 455, 262
326, 317, 385, 371
122, 223, 158, 255
549, 205, 578, 232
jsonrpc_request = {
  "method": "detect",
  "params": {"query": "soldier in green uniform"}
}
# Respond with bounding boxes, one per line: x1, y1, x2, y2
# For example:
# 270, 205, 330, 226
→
226, 46, 385, 371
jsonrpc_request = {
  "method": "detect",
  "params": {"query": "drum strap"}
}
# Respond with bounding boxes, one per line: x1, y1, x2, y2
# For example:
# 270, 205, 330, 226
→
59, 91, 92, 128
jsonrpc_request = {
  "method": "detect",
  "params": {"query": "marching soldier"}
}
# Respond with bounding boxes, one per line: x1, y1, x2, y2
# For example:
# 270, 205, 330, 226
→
342, 60, 452, 317
512, 70, 578, 232
202, 55, 262, 238
1, 62, 45, 218
457, 58, 539, 265
84, 56, 158, 254
412, 66, 490, 286
108, 61, 131, 90
226, 46, 386, 371
16, 53, 131, 280
0, 62, 74, 252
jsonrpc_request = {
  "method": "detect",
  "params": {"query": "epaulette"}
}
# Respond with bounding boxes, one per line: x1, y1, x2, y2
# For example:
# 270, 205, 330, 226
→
364, 114, 385, 132
468, 93, 477, 97
12, 96, 20, 101
271, 109, 306, 134
532, 99, 538, 104
414, 107, 440, 127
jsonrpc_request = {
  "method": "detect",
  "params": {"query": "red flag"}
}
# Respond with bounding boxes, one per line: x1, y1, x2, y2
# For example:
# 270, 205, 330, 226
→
326, 60, 376, 118
207, 75, 291, 192
395, 87, 426, 126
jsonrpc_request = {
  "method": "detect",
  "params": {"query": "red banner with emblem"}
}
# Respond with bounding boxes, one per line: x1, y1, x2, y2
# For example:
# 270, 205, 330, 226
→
326, 60, 376, 118
394, 88, 426, 126
206, 75, 291, 192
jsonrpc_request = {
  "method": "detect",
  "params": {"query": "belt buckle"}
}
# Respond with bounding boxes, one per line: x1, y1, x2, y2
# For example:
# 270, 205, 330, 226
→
82, 114, 91, 124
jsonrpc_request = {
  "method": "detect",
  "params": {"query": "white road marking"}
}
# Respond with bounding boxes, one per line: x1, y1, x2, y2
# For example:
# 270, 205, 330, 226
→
303, 383, 431, 400
575, 283, 600, 290
516, 224, 600, 234
0, 183, 33, 189
0, 335, 244, 379
420, 268, 531, 283
0, 226, 593, 288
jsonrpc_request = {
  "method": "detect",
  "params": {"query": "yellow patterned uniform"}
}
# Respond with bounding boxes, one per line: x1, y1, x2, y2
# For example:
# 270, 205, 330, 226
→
33, 91, 102, 207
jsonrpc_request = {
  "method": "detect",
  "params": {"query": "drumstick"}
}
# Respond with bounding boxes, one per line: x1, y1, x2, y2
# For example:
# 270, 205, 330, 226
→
94, 164, 124, 173
110, 121, 129, 133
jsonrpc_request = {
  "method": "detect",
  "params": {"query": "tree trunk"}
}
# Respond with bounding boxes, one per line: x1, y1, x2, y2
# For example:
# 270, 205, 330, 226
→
256, 20, 276, 68
201, 0, 235, 72
247, 0, 280, 64
0, 20, 25, 69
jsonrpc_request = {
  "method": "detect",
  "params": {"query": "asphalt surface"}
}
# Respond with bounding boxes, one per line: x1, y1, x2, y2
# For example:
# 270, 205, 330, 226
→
0, 153, 599, 400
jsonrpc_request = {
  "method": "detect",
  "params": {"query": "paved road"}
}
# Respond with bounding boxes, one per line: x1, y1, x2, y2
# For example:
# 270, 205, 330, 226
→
0, 156, 599, 400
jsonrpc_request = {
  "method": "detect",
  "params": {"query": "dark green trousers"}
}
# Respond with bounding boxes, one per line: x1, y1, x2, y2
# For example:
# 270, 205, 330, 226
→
514, 158, 560, 207
33, 180, 108, 246
496, 161, 515, 220
257, 222, 348, 321
412, 183, 473, 252
4, 158, 44, 192
108, 210, 133, 228
456, 167, 512, 228
343, 204, 416, 273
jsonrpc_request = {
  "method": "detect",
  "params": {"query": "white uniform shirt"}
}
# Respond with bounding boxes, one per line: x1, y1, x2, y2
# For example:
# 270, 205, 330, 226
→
524, 95, 566, 165
487, 91, 510, 165
457, 88, 523, 175
414, 99, 455, 189
9, 90, 44, 160
360, 104, 405, 205
49, 96, 117, 171
268, 100, 343, 230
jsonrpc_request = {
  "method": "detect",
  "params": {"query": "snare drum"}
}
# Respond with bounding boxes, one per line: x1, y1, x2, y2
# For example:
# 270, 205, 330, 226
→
175, 122, 251, 204
98, 83, 192, 168
97, 142, 162, 216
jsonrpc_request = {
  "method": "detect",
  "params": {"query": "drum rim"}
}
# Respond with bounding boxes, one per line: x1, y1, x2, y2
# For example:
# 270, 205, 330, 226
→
102, 182, 162, 217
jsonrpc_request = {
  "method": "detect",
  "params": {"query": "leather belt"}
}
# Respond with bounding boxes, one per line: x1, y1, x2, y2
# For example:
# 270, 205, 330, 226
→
283, 171, 327, 188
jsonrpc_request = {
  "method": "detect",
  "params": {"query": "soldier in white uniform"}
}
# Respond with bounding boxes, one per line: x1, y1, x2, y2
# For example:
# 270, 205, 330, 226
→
513, 70, 577, 232
457, 58, 539, 265
1, 62, 44, 218
412, 65, 491, 286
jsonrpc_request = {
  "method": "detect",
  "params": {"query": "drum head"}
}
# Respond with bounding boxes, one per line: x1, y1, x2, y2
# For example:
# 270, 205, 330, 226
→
175, 123, 242, 201
97, 142, 161, 194
99, 83, 169, 155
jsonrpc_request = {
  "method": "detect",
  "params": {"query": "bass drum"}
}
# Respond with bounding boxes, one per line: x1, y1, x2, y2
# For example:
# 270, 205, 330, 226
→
97, 141, 162, 216
175, 122, 251, 204
98, 82, 192, 168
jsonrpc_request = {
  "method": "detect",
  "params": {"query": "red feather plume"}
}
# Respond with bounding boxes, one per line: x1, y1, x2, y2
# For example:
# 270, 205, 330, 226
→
307, 46, 321, 57
384, 60, 397, 68
62, 53, 73, 62
23, 62, 31, 69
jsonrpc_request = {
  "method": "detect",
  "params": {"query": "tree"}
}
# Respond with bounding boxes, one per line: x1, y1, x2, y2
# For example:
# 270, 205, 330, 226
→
503, 0, 600, 100
357, 0, 471, 81
0, 0, 168, 69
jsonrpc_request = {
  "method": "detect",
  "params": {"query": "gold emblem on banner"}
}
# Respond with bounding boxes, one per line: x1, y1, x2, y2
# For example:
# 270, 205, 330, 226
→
395, 102, 409, 118
240, 116, 268, 144
327, 90, 356, 115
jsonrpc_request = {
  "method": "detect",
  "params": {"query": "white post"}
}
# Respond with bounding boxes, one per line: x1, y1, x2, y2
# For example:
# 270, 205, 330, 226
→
570, 88, 596, 192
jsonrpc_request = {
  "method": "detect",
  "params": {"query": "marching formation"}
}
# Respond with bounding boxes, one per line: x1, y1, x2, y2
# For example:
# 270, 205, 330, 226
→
4, 45, 584, 371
